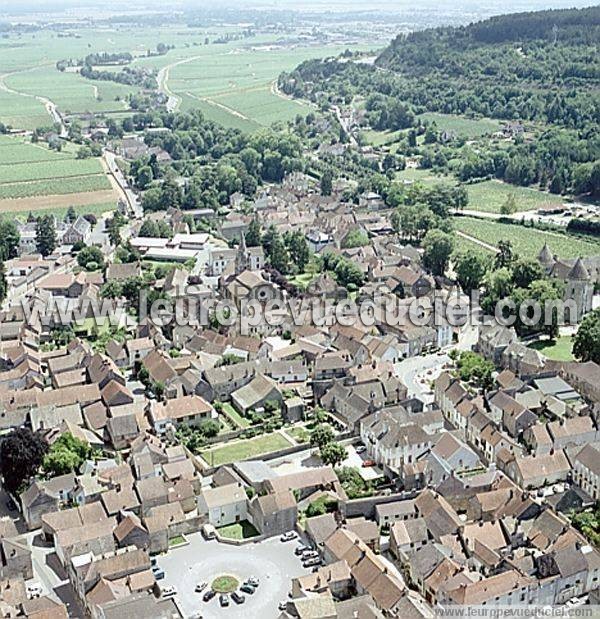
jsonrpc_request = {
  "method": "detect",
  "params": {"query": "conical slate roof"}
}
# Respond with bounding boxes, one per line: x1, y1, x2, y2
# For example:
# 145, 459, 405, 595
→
567, 257, 590, 281
538, 242, 553, 265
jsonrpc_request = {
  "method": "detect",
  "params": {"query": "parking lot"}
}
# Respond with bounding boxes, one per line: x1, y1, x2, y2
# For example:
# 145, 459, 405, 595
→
156, 533, 311, 618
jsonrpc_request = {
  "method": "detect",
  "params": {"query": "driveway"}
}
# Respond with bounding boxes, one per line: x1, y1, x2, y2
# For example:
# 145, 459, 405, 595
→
156, 533, 311, 618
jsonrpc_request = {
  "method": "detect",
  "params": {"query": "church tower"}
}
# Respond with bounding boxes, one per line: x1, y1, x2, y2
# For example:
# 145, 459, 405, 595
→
235, 232, 250, 275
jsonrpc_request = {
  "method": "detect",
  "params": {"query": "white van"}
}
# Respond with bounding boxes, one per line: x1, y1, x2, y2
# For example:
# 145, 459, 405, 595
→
202, 523, 216, 540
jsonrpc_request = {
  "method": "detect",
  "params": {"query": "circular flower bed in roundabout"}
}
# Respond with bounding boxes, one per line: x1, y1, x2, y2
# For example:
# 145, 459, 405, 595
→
211, 575, 239, 593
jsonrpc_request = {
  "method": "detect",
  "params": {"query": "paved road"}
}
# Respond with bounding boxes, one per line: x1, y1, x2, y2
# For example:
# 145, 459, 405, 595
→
103, 150, 142, 219
156, 533, 310, 619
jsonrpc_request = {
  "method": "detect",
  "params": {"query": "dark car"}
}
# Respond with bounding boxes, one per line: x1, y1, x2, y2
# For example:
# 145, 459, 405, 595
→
203, 590, 216, 602
240, 583, 255, 595
231, 591, 245, 605
219, 594, 229, 607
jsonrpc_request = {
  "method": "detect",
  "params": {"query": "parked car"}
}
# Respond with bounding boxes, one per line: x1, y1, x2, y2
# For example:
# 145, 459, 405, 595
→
153, 569, 165, 580
195, 582, 207, 593
240, 583, 255, 595
247, 576, 259, 587
202, 523, 216, 540
161, 586, 177, 598
26, 583, 42, 599
303, 557, 322, 568
355, 445, 367, 454
203, 590, 216, 602
295, 544, 311, 555
5, 497, 16, 511
231, 591, 245, 605
278, 602, 288, 611
302, 551, 319, 560
362, 459, 376, 468
219, 594, 229, 607
280, 531, 297, 542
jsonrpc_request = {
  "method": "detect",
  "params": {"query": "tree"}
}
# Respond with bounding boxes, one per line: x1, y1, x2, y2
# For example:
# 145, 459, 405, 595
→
0, 221, 20, 260
573, 309, 600, 363
494, 240, 515, 269
267, 230, 290, 274
500, 193, 518, 215
320, 169, 333, 196
100, 280, 123, 299
43, 432, 91, 478
422, 229, 454, 276
456, 351, 495, 391
35, 215, 57, 257
285, 230, 310, 272
310, 424, 334, 449
341, 229, 369, 249
246, 218, 262, 247
65, 206, 77, 223
0, 261, 6, 304
320, 442, 347, 467
512, 258, 544, 289
454, 250, 490, 293
482, 267, 514, 314
77, 246, 105, 270
0, 428, 48, 493
136, 165, 154, 189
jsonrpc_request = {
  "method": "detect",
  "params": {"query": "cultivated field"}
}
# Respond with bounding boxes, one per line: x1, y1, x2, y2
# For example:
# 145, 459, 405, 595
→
0, 26, 375, 133
161, 40, 373, 130
466, 179, 565, 214
0, 135, 115, 214
454, 216, 600, 259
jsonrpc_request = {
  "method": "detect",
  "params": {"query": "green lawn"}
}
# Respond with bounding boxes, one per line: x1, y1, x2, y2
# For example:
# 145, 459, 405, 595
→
287, 426, 309, 444
200, 432, 292, 466
216, 521, 259, 541
221, 403, 250, 429
418, 112, 502, 138
289, 272, 316, 291
454, 217, 600, 260
168, 534, 186, 547
362, 128, 403, 147
466, 180, 564, 214
395, 168, 450, 187
528, 336, 575, 361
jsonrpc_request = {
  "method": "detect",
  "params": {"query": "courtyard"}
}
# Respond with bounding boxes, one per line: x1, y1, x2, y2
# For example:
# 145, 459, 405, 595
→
155, 532, 311, 618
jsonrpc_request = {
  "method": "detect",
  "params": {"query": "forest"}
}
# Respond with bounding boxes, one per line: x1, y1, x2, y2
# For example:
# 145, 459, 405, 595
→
278, 6, 600, 197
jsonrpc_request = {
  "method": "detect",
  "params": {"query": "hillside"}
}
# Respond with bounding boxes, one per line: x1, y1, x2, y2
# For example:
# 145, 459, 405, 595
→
278, 6, 600, 199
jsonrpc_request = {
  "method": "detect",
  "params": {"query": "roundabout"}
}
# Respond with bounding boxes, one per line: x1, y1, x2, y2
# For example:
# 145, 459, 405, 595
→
211, 575, 239, 594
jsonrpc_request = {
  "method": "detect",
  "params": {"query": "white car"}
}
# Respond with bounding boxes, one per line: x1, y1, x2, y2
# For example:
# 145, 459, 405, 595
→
195, 582, 208, 593
280, 531, 297, 542
161, 586, 177, 598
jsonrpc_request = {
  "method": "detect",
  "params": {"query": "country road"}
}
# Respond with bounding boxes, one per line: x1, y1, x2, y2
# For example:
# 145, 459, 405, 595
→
157, 53, 210, 112
0, 69, 68, 137
102, 150, 142, 219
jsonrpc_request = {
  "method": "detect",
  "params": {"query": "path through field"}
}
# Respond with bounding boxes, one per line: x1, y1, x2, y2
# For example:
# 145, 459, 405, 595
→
0, 67, 67, 136
157, 53, 209, 112
456, 231, 499, 253
185, 92, 250, 121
